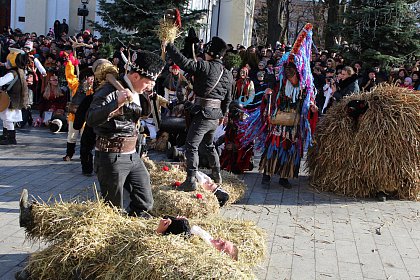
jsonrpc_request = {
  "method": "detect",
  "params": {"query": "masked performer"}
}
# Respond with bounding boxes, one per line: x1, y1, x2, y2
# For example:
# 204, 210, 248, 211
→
163, 37, 233, 191
0, 51, 30, 145
87, 51, 165, 217
242, 23, 318, 188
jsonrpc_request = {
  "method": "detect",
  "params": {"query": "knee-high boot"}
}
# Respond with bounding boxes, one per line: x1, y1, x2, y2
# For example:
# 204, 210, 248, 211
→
0, 129, 17, 145
63, 142, 76, 161
0, 127, 7, 141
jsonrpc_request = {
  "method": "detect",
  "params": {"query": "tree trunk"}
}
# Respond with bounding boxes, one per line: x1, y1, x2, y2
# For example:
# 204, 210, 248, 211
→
324, 0, 339, 49
267, 0, 289, 47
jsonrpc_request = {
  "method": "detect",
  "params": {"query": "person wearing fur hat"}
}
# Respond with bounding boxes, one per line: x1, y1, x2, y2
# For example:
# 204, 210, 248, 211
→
0, 52, 30, 145
162, 36, 233, 191
87, 50, 165, 217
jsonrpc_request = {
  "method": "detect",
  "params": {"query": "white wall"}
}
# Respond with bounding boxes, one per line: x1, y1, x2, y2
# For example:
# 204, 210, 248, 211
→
10, 0, 70, 35
46, 0, 70, 34
10, 0, 26, 31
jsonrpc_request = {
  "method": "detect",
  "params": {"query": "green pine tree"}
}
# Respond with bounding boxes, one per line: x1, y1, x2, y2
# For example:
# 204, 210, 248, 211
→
341, 0, 420, 66
92, 0, 206, 52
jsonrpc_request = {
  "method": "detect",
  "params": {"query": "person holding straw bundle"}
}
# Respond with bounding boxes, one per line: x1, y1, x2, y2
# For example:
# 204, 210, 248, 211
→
162, 36, 233, 191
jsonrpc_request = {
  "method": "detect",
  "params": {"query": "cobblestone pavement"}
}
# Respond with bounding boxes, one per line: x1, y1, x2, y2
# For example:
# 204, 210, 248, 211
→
0, 125, 419, 280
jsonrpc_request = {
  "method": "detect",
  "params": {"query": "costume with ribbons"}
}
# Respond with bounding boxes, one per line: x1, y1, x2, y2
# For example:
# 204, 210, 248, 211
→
241, 23, 318, 178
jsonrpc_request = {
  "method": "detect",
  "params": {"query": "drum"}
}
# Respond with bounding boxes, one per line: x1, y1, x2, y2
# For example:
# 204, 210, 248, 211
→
0, 91, 10, 112
159, 116, 186, 133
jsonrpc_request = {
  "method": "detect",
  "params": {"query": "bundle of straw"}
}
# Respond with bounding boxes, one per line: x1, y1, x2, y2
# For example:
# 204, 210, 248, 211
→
25, 200, 265, 280
151, 184, 221, 218
307, 85, 420, 200
157, 20, 179, 44
145, 160, 248, 216
218, 170, 247, 204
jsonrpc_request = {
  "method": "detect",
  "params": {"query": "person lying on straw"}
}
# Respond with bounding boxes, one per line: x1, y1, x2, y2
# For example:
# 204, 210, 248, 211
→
195, 170, 230, 206
156, 215, 238, 260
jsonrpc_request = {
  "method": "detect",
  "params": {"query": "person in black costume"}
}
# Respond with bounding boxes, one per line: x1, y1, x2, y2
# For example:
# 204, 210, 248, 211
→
163, 36, 233, 191
87, 50, 165, 217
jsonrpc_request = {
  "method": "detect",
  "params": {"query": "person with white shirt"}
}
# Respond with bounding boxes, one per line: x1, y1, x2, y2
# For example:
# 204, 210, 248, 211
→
0, 51, 30, 145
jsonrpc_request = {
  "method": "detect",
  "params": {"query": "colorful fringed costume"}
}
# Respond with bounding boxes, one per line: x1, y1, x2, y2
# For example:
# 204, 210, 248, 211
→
241, 23, 318, 178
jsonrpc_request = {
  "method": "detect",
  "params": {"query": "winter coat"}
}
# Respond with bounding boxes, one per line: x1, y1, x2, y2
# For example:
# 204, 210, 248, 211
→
86, 80, 149, 138
166, 43, 233, 119
333, 74, 360, 101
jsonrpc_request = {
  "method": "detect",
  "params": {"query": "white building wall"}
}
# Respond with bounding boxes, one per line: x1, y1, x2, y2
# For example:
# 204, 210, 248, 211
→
10, 0, 26, 31
46, 0, 70, 34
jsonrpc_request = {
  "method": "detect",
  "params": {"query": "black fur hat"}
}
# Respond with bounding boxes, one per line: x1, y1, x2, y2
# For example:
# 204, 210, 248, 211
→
205, 36, 228, 58
129, 50, 165, 81
163, 216, 191, 236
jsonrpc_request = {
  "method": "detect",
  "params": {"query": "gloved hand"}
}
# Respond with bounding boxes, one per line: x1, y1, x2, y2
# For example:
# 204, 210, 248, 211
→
168, 100, 177, 111
123, 103, 142, 122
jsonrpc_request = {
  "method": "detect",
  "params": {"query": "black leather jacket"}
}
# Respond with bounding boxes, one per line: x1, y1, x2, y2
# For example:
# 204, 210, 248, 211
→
166, 43, 233, 119
86, 80, 150, 138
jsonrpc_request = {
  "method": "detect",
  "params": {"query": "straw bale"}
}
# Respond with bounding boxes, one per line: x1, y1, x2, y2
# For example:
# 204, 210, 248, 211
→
146, 162, 247, 217
219, 170, 247, 204
25, 200, 265, 280
151, 184, 221, 218
307, 85, 420, 200
149, 161, 187, 188
146, 160, 247, 204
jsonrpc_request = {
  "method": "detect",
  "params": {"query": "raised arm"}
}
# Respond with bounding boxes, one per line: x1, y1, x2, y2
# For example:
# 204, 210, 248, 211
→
165, 43, 202, 73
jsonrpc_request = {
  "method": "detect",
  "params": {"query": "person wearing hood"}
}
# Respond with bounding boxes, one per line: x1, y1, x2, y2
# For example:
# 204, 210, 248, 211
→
332, 66, 360, 102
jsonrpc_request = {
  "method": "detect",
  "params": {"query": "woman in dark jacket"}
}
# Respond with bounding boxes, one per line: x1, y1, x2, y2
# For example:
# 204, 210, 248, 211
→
53, 20, 61, 41
332, 66, 360, 101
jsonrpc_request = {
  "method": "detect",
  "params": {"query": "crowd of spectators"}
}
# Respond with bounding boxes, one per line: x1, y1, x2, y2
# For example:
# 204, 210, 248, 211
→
1, 25, 418, 126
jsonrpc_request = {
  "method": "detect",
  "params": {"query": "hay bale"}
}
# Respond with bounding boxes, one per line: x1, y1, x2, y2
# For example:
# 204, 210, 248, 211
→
151, 184, 221, 218
219, 170, 247, 204
145, 160, 247, 216
307, 85, 420, 200
142, 156, 157, 171
146, 160, 247, 203
25, 200, 265, 280
194, 217, 266, 267
148, 161, 187, 188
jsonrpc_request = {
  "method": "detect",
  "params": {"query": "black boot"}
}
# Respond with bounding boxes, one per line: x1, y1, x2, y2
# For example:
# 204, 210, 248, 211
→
63, 142, 76, 161
0, 129, 17, 145
261, 174, 271, 188
0, 127, 7, 141
178, 175, 198, 192
214, 187, 230, 207
210, 167, 222, 184
279, 178, 292, 189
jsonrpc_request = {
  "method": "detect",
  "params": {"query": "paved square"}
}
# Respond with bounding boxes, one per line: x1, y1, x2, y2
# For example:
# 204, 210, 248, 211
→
0, 126, 419, 279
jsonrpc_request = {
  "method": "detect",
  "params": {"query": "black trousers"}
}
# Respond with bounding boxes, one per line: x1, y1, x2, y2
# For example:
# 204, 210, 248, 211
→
80, 126, 96, 174
94, 151, 153, 213
185, 113, 219, 177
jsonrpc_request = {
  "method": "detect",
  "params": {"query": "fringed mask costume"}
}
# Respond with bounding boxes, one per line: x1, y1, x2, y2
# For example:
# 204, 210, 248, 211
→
241, 23, 317, 178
